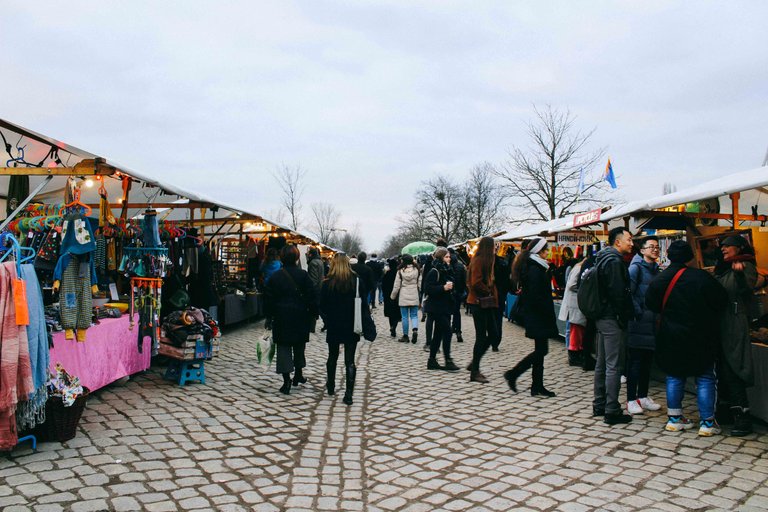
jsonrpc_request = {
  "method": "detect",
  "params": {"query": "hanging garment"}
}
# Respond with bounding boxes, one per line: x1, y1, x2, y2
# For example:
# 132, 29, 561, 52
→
15, 265, 49, 431
6, 175, 29, 216
0, 262, 34, 451
59, 255, 94, 339
106, 239, 117, 271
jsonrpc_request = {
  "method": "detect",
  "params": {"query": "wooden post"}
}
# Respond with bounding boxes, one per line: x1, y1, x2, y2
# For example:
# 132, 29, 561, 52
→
731, 192, 740, 227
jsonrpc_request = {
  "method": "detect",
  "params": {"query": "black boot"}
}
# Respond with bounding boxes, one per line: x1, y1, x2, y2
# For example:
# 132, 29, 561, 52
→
568, 350, 583, 367
531, 359, 556, 397
456, 331, 464, 343
292, 368, 307, 386
279, 373, 291, 395
390, 327, 396, 337
411, 330, 418, 344
326, 362, 336, 396
343, 365, 356, 405
427, 357, 443, 370
731, 406, 753, 437
503, 366, 522, 393
444, 357, 459, 372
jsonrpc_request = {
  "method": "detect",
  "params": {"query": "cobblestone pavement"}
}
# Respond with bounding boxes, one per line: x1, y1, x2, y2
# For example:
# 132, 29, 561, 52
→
2, 307, 768, 511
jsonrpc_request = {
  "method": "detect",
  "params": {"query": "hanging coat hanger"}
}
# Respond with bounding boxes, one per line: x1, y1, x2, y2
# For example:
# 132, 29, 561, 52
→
59, 188, 93, 216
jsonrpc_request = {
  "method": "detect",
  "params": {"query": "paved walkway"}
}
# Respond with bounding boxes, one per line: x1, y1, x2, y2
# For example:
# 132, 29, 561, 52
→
2, 308, 768, 511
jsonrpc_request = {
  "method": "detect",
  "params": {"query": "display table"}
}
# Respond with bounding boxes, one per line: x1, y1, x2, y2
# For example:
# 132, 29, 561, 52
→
49, 315, 151, 392
221, 292, 261, 326
747, 343, 768, 423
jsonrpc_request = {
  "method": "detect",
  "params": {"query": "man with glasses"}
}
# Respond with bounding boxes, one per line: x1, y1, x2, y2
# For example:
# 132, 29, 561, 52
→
593, 227, 635, 425
626, 236, 662, 415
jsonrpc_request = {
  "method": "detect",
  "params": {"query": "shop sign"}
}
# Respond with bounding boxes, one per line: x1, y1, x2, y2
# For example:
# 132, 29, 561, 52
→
573, 208, 601, 228
556, 232, 595, 245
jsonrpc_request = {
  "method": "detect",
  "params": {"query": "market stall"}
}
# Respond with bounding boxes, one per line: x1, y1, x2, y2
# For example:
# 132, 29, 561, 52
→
0, 117, 328, 447
496, 165, 768, 422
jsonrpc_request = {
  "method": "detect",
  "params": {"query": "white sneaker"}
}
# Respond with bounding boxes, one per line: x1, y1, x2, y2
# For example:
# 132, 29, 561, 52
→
639, 397, 662, 411
620, 375, 627, 384
627, 400, 643, 415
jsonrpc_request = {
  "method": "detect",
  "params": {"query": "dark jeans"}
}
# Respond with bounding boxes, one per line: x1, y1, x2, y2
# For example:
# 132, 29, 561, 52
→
493, 307, 504, 349
509, 338, 549, 388
327, 341, 358, 368
428, 312, 452, 359
425, 314, 434, 345
470, 307, 498, 372
276, 343, 306, 374
626, 348, 654, 401
452, 301, 463, 334
718, 358, 750, 409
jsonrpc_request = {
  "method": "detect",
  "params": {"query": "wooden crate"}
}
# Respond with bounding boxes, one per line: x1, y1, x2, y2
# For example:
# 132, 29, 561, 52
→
159, 333, 219, 360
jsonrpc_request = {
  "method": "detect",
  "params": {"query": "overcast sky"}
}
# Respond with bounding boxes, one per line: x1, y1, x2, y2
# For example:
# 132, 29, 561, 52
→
3, 1, 767, 250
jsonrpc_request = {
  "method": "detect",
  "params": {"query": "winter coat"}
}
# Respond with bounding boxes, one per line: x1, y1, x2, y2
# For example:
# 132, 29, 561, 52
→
381, 264, 400, 320
558, 259, 587, 327
320, 278, 368, 345
451, 256, 468, 303
261, 260, 282, 284
351, 261, 376, 294
466, 261, 498, 308
627, 254, 660, 350
263, 266, 318, 347
307, 256, 325, 299
391, 266, 421, 307
646, 263, 727, 377
716, 261, 757, 385
595, 247, 633, 327
366, 259, 385, 282
519, 258, 558, 340
423, 263, 455, 316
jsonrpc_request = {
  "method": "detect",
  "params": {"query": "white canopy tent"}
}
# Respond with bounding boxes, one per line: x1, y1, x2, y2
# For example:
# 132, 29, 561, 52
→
497, 165, 768, 241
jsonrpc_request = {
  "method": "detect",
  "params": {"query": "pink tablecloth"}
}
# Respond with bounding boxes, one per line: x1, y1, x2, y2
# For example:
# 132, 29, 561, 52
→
49, 315, 152, 392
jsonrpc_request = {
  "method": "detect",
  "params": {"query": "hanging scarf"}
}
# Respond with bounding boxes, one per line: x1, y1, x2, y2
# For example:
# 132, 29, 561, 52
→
0, 262, 34, 450
15, 265, 49, 431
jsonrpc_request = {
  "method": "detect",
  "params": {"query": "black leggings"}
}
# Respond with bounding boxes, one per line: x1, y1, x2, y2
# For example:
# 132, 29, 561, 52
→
428, 313, 452, 359
509, 338, 549, 388
626, 348, 653, 401
328, 342, 358, 368
470, 307, 498, 371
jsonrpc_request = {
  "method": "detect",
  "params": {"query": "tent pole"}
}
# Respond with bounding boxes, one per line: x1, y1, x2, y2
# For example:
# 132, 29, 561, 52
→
731, 192, 740, 227
0, 175, 53, 232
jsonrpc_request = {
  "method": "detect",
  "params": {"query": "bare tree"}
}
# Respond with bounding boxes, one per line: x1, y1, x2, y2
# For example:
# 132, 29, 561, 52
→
494, 105, 608, 223
272, 164, 307, 231
415, 176, 467, 243
330, 224, 364, 256
310, 202, 341, 245
463, 162, 507, 239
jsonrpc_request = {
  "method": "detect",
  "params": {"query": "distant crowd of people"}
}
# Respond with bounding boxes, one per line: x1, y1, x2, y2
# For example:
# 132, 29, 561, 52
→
261, 230, 759, 437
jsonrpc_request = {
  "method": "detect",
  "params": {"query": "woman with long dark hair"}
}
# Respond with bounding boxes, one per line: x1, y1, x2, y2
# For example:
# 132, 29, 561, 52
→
321, 253, 368, 405
715, 235, 758, 436
504, 237, 558, 397
263, 245, 317, 395
465, 236, 498, 383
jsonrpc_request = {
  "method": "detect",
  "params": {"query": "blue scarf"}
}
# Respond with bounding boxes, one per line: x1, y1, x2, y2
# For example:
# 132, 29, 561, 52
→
16, 264, 49, 430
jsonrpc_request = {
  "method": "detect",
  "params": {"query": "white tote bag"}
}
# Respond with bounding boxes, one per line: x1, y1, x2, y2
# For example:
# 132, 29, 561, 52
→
353, 277, 363, 335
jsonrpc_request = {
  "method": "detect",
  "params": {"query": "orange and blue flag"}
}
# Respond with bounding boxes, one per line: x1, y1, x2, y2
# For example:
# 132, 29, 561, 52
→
603, 158, 617, 189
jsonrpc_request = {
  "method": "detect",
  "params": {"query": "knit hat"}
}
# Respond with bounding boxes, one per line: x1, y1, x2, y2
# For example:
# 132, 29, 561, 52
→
667, 240, 694, 264
720, 235, 749, 248
433, 247, 449, 260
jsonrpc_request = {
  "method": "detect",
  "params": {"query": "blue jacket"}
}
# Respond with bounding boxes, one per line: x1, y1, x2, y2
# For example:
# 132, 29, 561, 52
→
627, 253, 659, 350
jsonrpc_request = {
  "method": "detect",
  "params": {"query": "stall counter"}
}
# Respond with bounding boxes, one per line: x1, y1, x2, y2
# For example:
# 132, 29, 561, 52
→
49, 315, 151, 392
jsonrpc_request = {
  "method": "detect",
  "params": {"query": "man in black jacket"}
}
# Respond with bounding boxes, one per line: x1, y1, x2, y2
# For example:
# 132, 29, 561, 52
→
593, 227, 635, 425
365, 253, 385, 309
351, 252, 376, 302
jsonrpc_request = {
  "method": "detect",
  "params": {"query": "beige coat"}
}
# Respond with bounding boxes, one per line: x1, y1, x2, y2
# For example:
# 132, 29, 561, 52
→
391, 266, 421, 306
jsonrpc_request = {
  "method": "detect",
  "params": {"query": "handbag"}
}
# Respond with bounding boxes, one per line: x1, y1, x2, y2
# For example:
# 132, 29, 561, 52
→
478, 295, 496, 309
354, 277, 363, 335
354, 277, 377, 341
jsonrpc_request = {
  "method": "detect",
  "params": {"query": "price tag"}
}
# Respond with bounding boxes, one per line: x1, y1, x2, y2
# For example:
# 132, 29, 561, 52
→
27, 231, 33, 239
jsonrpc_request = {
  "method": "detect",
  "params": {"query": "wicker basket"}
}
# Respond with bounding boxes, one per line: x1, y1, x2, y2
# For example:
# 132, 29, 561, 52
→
34, 388, 90, 443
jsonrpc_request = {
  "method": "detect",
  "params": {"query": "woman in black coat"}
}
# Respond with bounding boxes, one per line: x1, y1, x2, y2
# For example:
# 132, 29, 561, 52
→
320, 253, 369, 405
504, 237, 558, 397
263, 245, 318, 395
423, 247, 459, 371
381, 257, 401, 337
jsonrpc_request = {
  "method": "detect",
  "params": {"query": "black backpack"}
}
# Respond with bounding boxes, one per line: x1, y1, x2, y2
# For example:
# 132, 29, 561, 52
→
577, 259, 605, 320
